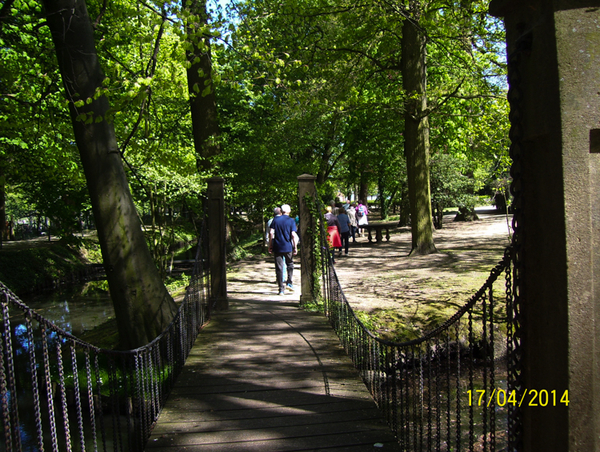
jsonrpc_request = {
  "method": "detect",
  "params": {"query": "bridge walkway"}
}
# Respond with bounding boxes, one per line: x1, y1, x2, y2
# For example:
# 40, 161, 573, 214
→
146, 255, 399, 451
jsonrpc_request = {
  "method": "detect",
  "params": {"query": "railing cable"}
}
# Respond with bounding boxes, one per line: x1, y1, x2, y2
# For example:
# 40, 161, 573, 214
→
0, 223, 210, 451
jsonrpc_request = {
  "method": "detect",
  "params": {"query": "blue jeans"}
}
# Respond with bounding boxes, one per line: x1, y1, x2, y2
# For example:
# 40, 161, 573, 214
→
275, 252, 293, 292
341, 231, 350, 254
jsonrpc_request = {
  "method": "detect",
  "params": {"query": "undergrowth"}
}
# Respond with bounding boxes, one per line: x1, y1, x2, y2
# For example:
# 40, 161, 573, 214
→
0, 241, 89, 294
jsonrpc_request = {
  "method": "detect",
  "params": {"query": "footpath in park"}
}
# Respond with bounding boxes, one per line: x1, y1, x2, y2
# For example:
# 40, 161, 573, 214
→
146, 208, 510, 450
146, 251, 401, 451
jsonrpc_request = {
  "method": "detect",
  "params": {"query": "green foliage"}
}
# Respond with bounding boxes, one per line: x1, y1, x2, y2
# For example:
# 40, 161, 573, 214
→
0, 243, 88, 294
1, 0, 509, 277
302, 192, 326, 304
227, 230, 264, 261
164, 273, 192, 294
217, 0, 509, 232
1, 0, 210, 267
301, 300, 325, 313
79, 238, 103, 263
430, 153, 480, 229
0, 0, 88, 237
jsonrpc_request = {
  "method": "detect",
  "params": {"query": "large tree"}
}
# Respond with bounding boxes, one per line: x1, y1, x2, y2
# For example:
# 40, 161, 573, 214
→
227, 0, 506, 254
401, 8, 436, 254
42, 0, 178, 349
183, 0, 221, 173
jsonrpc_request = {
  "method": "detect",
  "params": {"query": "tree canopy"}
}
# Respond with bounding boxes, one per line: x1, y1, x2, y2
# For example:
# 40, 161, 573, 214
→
2, 0, 508, 237
0, 0, 509, 338
216, 0, 508, 244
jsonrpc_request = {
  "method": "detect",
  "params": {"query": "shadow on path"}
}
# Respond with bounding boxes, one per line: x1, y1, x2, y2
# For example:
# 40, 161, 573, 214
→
147, 259, 400, 451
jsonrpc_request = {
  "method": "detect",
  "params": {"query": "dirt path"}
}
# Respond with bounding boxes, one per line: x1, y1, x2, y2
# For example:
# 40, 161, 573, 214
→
334, 209, 511, 309
229, 208, 512, 341
332, 208, 512, 340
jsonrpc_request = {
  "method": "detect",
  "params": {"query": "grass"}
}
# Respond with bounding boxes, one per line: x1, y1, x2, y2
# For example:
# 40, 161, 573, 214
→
228, 231, 266, 262
0, 241, 90, 294
351, 267, 508, 344
334, 218, 510, 344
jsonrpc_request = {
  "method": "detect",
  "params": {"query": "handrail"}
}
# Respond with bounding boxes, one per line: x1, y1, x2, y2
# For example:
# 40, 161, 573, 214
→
312, 197, 519, 451
0, 238, 210, 452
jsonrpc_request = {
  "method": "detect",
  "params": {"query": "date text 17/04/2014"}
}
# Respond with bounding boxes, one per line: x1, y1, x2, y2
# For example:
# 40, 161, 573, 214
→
467, 389, 569, 407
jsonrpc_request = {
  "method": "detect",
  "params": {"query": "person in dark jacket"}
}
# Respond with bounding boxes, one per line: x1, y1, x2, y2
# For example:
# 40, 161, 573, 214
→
268, 204, 299, 295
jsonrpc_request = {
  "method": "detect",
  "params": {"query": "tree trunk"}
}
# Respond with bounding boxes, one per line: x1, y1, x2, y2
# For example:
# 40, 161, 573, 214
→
0, 162, 5, 247
398, 183, 410, 226
43, 0, 177, 349
359, 181, 369, 207
434, 202, 444, 229
184, 0, 221, 173
378, 176, 388, 220
401, 15, 436, 255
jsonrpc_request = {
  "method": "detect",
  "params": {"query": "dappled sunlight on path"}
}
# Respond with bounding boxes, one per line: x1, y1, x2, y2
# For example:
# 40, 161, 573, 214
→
228, 254, 302, 302
332, 209, 512, 340
147, 253, 400, 451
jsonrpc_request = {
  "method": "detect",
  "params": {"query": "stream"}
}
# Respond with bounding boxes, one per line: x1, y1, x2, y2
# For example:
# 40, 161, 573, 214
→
19, 282, 114, 338
4, 283, 115, 451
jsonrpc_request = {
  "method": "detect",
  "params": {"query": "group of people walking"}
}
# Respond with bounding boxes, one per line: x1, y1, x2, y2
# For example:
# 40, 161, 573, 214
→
267, 200, 369, 295
325, 201, 369, 261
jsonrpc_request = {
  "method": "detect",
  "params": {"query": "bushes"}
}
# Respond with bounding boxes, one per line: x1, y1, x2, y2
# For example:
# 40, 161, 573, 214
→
0, 241, 89, 294
430, 153, 481, 229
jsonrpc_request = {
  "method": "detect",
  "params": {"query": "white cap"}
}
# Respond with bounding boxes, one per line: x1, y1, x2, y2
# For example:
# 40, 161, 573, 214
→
281, 204, 291, 213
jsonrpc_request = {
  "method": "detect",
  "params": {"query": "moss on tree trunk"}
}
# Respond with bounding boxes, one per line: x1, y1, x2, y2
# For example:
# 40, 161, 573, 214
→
43, 0, 178, 349
184, 0, 221, 173
401, 15, 437, 256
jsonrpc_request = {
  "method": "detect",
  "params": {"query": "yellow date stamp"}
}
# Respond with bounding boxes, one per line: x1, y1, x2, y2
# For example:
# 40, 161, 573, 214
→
467, 389, 569, 407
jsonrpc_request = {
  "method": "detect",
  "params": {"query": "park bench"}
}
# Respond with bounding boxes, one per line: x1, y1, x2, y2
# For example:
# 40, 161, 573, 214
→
359, 222, 397, 243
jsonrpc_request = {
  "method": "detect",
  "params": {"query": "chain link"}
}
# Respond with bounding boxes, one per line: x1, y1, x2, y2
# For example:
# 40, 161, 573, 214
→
0, 295, 13, 452
26, 312, 45, 452
84, 349, 98, 452
506, 30, 530, 452
56, 339, 73, 451
41, 324, 59, 451
70, 342, 86, 452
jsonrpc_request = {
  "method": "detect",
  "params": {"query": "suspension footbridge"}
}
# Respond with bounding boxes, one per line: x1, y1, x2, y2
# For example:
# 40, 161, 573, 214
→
1, 210, 518, 451
147, 267, 400, 450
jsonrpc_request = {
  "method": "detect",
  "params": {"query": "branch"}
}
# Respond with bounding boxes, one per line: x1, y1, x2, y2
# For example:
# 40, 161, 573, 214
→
139, 0, 178, 25
0, 0, 15, 30
145, 5, 167, 77
312, 44, 401, 72
103, 49, 137, 78
425, 79, 465, 118
121, 6, 166, 158
93, 0, 108, 28
1, 79, 58, 107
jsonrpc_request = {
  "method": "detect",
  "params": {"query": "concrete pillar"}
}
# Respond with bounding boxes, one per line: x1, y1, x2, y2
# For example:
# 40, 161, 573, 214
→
298, 174, 317, 306
489, 1, 600, 450
207, 177, 228, 310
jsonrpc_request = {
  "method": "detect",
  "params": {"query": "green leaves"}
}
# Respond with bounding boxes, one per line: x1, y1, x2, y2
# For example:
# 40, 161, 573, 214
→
2, 0, 509, 243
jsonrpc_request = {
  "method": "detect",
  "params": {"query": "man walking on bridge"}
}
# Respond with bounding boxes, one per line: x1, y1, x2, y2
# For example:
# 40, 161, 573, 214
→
268, 204, 299, 296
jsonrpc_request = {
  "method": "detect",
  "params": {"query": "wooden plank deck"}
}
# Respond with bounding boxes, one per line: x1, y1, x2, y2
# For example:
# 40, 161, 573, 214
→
146, 256, 400, 451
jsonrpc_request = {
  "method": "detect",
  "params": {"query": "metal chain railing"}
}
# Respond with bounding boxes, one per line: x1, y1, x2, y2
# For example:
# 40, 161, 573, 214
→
308, 194, 520, 451
320, 243, 514, 451
0, 231, 210, 451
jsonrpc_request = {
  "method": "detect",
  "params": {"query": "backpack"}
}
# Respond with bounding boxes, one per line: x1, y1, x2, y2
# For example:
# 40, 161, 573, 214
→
357, 205, 366, 218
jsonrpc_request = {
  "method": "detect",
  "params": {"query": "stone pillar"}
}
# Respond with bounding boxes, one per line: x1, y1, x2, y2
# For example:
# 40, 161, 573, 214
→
489, 1, 600, 450
207, 177, 228, 310
298, 174, 317, 306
